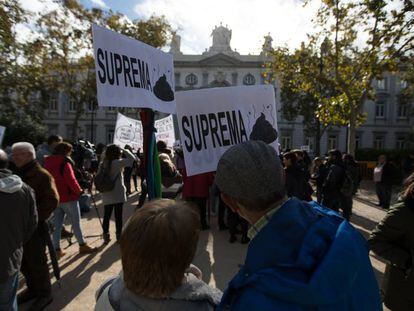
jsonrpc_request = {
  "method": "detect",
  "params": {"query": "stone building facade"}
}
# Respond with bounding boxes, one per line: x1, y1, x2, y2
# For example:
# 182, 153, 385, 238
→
43, 25, 412, 154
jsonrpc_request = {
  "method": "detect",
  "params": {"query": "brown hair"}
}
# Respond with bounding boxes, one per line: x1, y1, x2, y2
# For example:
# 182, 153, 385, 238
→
283, 151, 298, 165
401, 172, 414, 201
53, 142, 73, 156
120, 199, 200, 298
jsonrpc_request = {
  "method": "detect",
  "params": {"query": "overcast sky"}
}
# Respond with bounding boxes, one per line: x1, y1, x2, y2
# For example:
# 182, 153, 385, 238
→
19, 0, 322, 55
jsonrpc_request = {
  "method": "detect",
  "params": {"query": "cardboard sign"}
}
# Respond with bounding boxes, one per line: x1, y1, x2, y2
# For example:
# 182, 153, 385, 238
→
92, 24, 176, 114
113, 113, 143, 151
113, 113, 176, 150
0, 126, 5, 146
155, 115, 175, 148
176, 85, 279, 176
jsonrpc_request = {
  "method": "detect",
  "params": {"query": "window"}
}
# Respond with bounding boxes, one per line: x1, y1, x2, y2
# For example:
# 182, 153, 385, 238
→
174, 73, 181, 87
232, 73, 238, 85
355, 135, 360, 150
47, 124, 59, 134
85, 125, 96, 142
328, 135, 337, 150
86, 102, 95, 112
49, 92, 59, 111
305, 137, 314, 152
397, 104, 408, 118
396, 136, 406, 150
68, 100, 76, 112
377, 78, 387, 90
373, 135, 385, 149
375, 100, 385, 118
106, 128, 114, 144
66, 125, 75, 140
243, 74, 256, 85
185, 73, 198, 86
280, 135, 292, 151
107, 107, 117, 112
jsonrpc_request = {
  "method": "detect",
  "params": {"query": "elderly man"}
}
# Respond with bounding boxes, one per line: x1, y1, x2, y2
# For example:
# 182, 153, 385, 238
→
12, 142, 59, 311
0, 149, 38, 311
215, 141, 381, 311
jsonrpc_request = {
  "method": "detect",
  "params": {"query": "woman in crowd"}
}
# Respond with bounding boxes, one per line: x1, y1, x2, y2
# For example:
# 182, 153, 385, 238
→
369, 172, 414, 311
44, 142, 97, 257
100, 144, 136, 244
95, 199, 222, 310
283, 151, 312, 201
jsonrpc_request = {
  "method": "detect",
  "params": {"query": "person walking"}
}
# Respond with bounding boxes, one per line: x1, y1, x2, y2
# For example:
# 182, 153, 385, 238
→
122, 145, 134, 196
283, 151, 312, 201
11, 142, 59, 310
321, 149, 346, 212
44, 142, 98, 258
342, 154, 360, 220
0, 149, 38, 311
99, 145, 136, 244
311, 157, 327, 203
369, 172, 414, 311
215, 141, 381, 310
374, 154, 397, 210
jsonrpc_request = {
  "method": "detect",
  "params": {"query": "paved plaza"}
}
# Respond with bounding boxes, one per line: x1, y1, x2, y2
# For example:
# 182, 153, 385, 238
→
19, 181, 392, 310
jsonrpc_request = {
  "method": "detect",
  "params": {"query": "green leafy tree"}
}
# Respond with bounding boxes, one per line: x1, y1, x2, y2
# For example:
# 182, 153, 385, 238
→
308, 0, 414, 155
265, 40, 337, 155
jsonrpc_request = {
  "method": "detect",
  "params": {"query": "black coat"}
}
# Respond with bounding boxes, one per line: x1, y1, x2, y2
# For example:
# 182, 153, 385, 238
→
322, 161, 345, 197
369, 199, 414, 311
285, 165, 312, 201
0, 169, 38, 282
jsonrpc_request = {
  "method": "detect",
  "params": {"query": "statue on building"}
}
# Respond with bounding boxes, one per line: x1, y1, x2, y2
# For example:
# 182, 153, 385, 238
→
261, 33, 273, 55
169, 32, 182, 54
209, 23, 233, 53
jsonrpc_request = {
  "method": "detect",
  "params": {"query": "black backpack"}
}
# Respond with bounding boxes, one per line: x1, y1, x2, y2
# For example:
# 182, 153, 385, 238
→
94, 164, 118, 193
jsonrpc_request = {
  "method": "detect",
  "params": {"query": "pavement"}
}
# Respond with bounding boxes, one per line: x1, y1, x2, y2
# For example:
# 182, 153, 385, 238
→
18, 180, 393, 310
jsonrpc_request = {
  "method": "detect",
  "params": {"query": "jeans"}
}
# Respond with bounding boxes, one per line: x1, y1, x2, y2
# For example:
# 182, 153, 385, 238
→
0, 273, 18, 311
53, 200, 85, 249
103, 203, 123, 239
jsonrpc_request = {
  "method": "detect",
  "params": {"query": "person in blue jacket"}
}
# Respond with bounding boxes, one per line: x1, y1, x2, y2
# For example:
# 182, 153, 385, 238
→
214, 140, 382, 311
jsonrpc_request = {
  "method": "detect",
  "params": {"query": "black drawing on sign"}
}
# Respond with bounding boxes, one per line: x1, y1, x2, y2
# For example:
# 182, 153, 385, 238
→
153, 73, 174, 101
249, 113, 278, 144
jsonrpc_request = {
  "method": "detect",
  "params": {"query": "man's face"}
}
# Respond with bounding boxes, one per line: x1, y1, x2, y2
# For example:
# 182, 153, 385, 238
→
378, 155, 386, 164
12, 149, 33, 168
50, 139, 62, 151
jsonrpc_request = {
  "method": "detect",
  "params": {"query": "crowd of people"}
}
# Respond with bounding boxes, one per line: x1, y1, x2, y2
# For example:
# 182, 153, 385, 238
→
0, 134, 413, 311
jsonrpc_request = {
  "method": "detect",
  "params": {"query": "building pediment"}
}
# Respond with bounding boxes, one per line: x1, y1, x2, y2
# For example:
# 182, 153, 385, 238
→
199, 53, 242, 67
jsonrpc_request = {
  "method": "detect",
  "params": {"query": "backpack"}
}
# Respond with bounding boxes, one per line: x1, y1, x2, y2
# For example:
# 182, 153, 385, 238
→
94, 164, 119, 193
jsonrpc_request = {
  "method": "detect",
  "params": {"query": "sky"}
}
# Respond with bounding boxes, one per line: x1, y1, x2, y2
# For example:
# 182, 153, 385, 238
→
19, 0, 322, 55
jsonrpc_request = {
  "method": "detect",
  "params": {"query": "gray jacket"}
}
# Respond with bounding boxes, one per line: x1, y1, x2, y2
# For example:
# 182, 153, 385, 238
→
0, 169, 38, 281
101, 150, 136, 205
95, 273, 222, 311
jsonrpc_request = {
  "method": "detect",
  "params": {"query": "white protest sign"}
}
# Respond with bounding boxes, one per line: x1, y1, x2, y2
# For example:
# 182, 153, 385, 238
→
0, 126, 5, 146
113, 113, 143, 150
92, 24, 176, 114
176, 85, 279, 176
155, 115, 175, 148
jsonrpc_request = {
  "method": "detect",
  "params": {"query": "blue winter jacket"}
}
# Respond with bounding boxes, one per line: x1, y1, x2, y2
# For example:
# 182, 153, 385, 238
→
217, 198, 382, 311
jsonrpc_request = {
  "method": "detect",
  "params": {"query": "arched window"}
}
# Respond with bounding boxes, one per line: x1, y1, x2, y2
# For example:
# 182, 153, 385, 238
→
243, 73, 256, 85
185, 73, 198, 86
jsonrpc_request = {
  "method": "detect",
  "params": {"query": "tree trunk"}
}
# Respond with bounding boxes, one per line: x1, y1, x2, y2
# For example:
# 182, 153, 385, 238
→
315, 119, 321, 156
347, 105, 357, 156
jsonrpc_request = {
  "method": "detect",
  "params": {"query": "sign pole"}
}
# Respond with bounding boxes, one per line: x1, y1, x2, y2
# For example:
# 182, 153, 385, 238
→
140, 108, 161, 200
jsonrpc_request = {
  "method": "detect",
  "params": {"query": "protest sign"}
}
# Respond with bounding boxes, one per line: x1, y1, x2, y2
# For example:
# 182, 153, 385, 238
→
92, 24, 176, 114
176, 85, 279, 176
113, 113, 175, 150
155, 115, 175, 148
113, 113, 143, 150
0, 126, 5, 146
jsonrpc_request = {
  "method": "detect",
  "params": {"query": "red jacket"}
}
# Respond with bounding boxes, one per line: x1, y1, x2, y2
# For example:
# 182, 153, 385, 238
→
182, 170, 214, 199
44, 155, 82, 203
